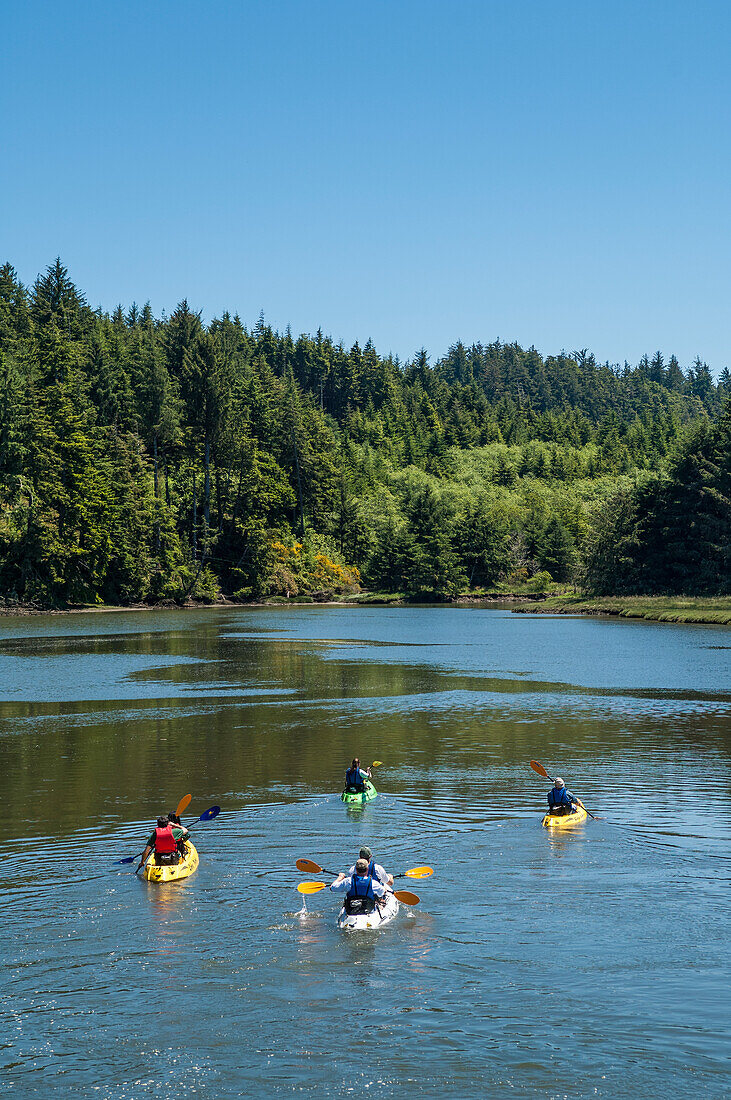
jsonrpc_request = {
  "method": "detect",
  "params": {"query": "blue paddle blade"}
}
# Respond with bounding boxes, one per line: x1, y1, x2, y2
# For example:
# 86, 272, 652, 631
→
199, 805, 221, 822
116, 855, 137, 865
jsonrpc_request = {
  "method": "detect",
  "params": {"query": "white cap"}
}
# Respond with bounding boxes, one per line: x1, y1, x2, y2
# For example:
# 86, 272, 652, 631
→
554, 777, 565, 787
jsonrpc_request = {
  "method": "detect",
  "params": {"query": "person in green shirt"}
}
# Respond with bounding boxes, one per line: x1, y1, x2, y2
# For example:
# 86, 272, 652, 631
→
166, 810, 190, 851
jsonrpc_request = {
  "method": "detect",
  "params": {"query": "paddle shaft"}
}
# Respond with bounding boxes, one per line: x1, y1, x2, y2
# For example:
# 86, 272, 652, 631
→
136, 849, 154, 875
315, 868, 417, 881
297, 858, 430, 880
298, 881, 419, 904
574, 797, 598, 821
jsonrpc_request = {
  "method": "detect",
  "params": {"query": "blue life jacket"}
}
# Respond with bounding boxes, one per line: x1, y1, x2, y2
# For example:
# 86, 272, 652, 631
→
345, 767, 364, 789
347, 873, 375, 901
548, 786, 574, 808
367, 859, 377, 879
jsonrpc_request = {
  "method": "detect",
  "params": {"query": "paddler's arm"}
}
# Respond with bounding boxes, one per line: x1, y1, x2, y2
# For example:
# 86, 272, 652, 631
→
330, 873, 349, 893
137, 836, 154, 872
376, 864, 394, 888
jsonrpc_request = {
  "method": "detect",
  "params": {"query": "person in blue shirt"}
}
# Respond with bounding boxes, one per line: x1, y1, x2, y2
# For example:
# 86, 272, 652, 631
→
344, 758, 371, 793
547, 777, 578, 816
331, 858, 388, 914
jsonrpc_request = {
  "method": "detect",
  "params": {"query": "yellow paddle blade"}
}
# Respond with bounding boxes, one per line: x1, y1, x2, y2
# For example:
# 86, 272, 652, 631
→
393, 889, 420, 905
176, 793, 192, 816
530, 760, 551, 780
296, 858, 323, 874
371, 760, 383, 767
405, 866, 433, 878
297, 881, 327, 894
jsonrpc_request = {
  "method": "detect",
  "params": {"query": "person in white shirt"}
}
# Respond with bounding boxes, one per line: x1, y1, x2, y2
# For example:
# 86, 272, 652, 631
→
348, 845, 394, 888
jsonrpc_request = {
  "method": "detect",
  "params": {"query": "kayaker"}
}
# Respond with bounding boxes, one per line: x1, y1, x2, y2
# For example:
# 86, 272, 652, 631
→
344, 758, 371, 793
331, 857, 388, 913
348, 845, 394, 888
167, 811, 190, 852
137, 816, 183, 871
547, 777, 578, 816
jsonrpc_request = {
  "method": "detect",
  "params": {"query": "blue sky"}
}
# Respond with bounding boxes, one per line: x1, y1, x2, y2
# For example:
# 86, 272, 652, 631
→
2, 0, 730, 372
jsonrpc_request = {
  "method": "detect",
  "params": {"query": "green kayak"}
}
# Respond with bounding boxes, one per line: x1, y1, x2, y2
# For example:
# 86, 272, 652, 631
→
341, 781, 378, 805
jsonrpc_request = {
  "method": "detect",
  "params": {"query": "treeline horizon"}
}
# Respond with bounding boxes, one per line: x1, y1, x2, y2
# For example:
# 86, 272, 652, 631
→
0, 258, 729, 606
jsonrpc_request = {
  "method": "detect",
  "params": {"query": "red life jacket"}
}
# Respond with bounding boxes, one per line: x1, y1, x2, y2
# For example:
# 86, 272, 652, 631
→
154, 825, 177, 854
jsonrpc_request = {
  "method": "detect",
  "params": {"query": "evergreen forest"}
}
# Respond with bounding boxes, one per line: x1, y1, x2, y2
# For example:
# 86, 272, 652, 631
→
1, 260, 729, 607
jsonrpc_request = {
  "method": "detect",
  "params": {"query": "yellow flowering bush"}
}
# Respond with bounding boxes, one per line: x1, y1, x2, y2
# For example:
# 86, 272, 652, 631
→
265, 537, 360, 596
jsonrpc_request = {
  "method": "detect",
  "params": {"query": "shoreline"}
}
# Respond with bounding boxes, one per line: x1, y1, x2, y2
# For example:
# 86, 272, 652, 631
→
0, 591, 543, 618
0, 592, 728, 625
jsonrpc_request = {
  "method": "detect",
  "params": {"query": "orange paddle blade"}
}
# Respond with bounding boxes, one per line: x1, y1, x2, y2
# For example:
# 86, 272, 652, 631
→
405, 866, 433, 878
393, 889, 420, 905
176, 793, 192, 816
297, 881, 328, 894
296, 858, 323, 874
530, 760, 551, 779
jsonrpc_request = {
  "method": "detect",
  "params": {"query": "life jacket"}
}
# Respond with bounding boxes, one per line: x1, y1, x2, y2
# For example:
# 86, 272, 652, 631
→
548, 787, 573, 809
345, 767, 364, 790
154, 825, 177, 854
347, 873, 375, 902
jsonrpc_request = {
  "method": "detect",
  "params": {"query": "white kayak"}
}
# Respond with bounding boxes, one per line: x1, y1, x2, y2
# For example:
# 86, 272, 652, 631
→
337, 891, 400, 931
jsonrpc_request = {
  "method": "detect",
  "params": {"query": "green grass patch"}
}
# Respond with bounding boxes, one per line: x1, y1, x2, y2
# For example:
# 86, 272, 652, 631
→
513, 594, 731, 625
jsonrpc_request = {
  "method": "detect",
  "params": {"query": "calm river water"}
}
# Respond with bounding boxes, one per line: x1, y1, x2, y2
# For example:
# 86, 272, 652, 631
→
1, 606, 729, 1098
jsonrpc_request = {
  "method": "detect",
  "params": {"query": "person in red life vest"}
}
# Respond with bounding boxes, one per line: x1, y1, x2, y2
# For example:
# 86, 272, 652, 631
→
137, 816, 181, 872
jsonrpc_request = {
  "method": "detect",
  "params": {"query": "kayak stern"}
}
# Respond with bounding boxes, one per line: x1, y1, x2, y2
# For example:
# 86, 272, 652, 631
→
142, 841, 199, 882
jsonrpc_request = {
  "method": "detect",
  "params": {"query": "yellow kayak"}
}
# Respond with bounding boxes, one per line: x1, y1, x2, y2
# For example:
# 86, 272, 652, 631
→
142, 841, 199, 882
541, 805, 588, 829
